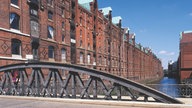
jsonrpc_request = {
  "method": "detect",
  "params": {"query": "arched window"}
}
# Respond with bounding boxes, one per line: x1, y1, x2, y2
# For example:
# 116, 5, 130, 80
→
10, 13, 20, 30
48, 26, 54, 39
80, 52, 84, 64
61, 48, 66, 62
48, 46, 54, 58
87, 54, 91, 64
11, 0, 18, 6
11, 39, 21, 55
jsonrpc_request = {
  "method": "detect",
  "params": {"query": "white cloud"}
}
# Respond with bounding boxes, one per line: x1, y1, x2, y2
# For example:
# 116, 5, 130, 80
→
159, 50, 167, 54
139, 29, 147, 33
158, 50, 175, 56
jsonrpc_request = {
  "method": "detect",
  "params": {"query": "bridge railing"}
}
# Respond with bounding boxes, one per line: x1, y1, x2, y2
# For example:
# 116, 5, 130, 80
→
0, 62, 183, 104
147, 84, 192, 98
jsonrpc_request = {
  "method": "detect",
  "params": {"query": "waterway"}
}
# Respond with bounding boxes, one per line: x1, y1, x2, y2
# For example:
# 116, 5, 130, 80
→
148, 77, 180, 97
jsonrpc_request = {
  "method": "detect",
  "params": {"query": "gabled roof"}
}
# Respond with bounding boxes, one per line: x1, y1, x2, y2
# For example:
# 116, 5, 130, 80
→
78, 0, 93, 4
112, 16, 122, 25
78, 0, 93, 11
99, 7, 112, 16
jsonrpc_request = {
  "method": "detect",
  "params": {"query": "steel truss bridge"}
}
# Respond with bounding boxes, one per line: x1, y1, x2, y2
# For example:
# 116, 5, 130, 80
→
0, 62, 182, 104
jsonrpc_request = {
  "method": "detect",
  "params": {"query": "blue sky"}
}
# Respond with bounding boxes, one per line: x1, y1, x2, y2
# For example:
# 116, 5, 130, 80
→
97, 0, 192, 69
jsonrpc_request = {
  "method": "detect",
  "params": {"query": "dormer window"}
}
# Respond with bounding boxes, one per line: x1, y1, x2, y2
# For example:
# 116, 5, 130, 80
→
10, 13, 20, 30
11, 0, 18, 6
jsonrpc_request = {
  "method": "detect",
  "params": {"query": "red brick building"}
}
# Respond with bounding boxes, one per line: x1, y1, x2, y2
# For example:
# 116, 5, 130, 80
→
179, 31, 192, 81
0, 0, 163, 82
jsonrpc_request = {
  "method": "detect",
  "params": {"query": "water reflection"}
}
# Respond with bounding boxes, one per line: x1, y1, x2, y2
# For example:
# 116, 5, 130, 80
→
158, 77, 179, 97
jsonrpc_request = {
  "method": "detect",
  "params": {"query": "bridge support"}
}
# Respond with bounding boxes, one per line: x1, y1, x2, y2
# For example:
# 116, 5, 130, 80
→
0, 62, 183, 104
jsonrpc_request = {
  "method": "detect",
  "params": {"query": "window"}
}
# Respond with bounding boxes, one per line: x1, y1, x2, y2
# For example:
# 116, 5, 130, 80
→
87, 33, 90, 40
48, 11, 53, 20
61, 48, 66, 62
48, 26, 54, 39
30, 20, 39, 38
48, 46, 54, 58
47, 0, 53, 6
80, 29, 82, 37
93, 56, 96, 65
80, 17, 82, 25
87, 54, 91, 64
80, 40, 82, 47
80, 52, 84, 64
11, 39, 21, 55
10, 13, 20, 30
30, 7, 38, 16
104, 57, 107, 66
62, 35, 65, 42
88, 43, 90, 50
62, 22, 65, 29
99, 56, 102, 65
61, 7, 65, 17
11, 0, 18, 6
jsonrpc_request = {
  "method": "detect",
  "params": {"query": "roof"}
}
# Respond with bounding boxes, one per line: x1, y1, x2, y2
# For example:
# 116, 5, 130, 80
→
78, 0, 93, 4
183, 30, 192, 34
78, 0, 93, 11
112, 16, 122, 24
180, 30, 192, 43
99, 7, 112, 16
129, 33, 135, 40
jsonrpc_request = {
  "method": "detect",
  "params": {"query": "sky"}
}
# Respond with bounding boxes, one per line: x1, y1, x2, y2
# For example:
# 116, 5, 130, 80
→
97, 0, 192, 69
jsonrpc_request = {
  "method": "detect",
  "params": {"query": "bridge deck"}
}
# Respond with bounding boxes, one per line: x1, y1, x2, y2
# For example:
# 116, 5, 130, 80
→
0, 62, 183, 104
0, 96, 191, 108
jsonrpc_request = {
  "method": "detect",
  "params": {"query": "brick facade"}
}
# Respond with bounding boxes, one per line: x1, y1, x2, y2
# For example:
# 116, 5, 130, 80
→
179, 31, 192, 81
0, 0, 163, 82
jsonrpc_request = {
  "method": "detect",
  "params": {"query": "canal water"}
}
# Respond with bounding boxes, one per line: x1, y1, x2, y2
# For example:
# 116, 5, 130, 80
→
148, 77, 180, 97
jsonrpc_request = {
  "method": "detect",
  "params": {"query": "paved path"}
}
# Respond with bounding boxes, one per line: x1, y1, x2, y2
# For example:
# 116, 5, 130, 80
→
0, 96, 192, 108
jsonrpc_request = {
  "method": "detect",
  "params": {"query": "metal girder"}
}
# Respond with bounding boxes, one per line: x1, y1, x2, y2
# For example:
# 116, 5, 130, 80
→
0, 62, 183, 104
